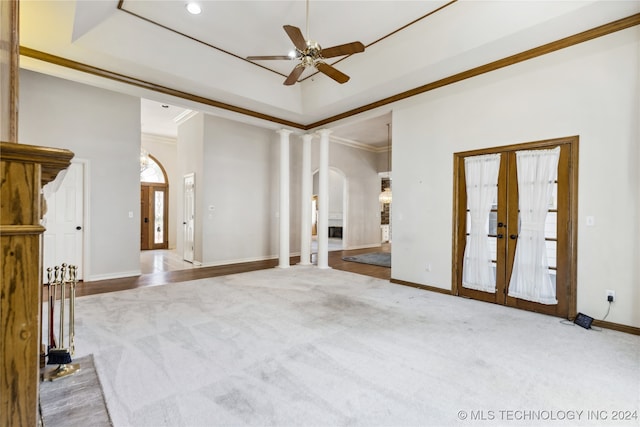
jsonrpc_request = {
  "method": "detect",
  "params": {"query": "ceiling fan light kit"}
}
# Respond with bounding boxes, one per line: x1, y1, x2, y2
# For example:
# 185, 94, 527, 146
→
246, 1, 365, 85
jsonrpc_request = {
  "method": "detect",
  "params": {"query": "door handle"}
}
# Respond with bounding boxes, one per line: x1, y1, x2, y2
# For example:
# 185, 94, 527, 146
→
510, 234, 518, 240
497, 222, 505, 228
144, 218, 149, 223
76, 226, 82, 230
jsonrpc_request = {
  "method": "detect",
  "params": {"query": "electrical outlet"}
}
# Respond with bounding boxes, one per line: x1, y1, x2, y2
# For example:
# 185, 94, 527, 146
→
606, 290, 615, 302
425, 264, 431, 272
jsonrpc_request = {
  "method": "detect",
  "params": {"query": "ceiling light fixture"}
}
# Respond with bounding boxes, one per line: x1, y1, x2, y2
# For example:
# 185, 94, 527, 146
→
186, 3, 201, 15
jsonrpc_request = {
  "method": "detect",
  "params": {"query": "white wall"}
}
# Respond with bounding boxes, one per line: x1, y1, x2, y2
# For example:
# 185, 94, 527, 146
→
19, 70, 141, 280
141, 134, 178, 249
391, 27, 639, 327
201, 115, 281, 265
177, 114, 281, 265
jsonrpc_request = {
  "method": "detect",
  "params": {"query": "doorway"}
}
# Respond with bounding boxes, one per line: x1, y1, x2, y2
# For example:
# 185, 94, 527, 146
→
183, 173, 195, 263
312, 168, 347, 252
453, 136, 578, 318
140, 154, 169, 250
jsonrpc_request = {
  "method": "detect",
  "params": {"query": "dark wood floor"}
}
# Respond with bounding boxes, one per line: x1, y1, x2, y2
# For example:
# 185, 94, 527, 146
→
75, 245, 391, 297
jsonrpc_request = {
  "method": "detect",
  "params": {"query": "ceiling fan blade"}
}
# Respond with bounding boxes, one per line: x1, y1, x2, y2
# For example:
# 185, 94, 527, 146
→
321, 42, 365, 59
316, 62, 350, 84
284, 65, 305, 86
247, 55, 293, 60
283, 25, 307, 51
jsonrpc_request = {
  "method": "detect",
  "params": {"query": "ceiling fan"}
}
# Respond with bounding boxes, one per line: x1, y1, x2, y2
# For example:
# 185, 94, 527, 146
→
246, 0, 365, 85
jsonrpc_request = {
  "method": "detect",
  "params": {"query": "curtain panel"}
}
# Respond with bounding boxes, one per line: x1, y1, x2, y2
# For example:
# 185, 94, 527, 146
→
508, 147, 560, 304
462, 153, 501, 293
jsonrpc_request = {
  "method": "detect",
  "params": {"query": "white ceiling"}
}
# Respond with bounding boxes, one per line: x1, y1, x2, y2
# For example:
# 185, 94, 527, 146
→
19, 1, 640, 148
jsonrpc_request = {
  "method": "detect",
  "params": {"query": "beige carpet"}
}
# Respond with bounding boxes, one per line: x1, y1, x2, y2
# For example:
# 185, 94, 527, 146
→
70, 268, 639, 426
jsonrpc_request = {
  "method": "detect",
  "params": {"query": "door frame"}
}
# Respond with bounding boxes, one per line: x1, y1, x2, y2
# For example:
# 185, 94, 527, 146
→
451, 136, 579, 319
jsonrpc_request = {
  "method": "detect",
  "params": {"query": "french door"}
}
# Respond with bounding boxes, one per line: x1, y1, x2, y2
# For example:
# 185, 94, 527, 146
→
453, 137, 578, 318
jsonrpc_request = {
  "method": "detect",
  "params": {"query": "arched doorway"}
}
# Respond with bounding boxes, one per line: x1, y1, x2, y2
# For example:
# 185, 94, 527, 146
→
312, 167, 348, 252
140, 153, 169, 250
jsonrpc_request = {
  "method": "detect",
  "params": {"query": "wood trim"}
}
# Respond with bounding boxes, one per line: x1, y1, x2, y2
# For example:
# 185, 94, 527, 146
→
306, 13, 640, 129
1, 141, 74, 185
19, 14, 640, 131
116, 2, 288, 79
117, 0, 457, 83
591, 319, 640, 336
18, 47, 305, 130
0, 0, 19, 142
300, 0, 458, 82
390, 278, 453, 296
0, 225, 46, 235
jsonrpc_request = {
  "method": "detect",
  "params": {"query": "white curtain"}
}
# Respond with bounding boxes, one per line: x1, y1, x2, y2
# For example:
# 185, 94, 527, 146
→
462, 153, 501, 293
508, 147, 560, 304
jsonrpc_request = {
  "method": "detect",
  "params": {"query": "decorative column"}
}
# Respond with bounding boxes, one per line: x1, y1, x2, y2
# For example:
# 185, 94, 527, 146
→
299, 133, 313, 266
317, 129, 331, 269
277, 129, 292, 268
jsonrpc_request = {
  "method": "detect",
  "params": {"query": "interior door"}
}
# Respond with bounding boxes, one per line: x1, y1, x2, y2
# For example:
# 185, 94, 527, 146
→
42, 161, 84, 280
454, 137, 577, 318
183, 173, 195, 263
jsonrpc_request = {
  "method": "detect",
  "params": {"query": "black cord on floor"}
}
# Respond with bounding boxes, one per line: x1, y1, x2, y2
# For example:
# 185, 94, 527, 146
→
602, 301, 612, 321
559, 301, 612, 331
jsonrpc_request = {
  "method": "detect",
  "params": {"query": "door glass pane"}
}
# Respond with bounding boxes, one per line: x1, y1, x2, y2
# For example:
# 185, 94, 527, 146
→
548, 182, 558, 209
489, 210, 497, 235
545, 212, 557, 239
154, 190, 164, 245
546, 240, 557, 268
488, 236, 497, 263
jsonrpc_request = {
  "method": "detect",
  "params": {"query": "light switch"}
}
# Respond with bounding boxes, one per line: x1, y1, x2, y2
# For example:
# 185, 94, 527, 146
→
586, 216, 595, 226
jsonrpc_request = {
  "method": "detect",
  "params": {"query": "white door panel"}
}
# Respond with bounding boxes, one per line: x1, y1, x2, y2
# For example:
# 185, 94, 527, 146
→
42, 162, 84, 280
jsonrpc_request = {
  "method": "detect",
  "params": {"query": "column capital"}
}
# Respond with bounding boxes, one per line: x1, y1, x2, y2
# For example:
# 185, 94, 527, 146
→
276, 129, 294, 137
316, 129, 332, 137
301, 133, 314, 142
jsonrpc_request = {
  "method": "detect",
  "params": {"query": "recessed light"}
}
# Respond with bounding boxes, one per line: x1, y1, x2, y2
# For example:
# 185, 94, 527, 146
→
161, 104, 169, 109
186, 3, 201, 15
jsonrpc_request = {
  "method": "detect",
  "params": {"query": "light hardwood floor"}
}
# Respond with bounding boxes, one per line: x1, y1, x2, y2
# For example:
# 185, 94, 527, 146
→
76, 244, 391, 298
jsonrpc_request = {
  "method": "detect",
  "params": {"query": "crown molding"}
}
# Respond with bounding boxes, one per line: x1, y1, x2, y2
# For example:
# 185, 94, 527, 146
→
174, 110, 198, 126
141, 133, 177, 145
330, 135, 387, 153
20, 13, 640, 132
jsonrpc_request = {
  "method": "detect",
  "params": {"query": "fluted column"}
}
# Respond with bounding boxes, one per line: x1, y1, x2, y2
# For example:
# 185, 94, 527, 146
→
317, 129, 331, 269
277, 129, 292, 268
299, 133, 313, 266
